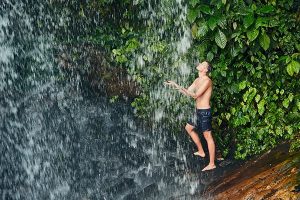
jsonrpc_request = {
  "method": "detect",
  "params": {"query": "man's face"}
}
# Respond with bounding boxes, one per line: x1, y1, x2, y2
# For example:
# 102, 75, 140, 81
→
196, 61, 209, 72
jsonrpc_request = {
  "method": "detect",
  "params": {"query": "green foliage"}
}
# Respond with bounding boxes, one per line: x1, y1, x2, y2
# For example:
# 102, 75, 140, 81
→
82, 0, 300, 160
112, 38, 141, 63
247, 28, 259, 42
109, 95, 119, 103
185, 0, 300, 159
215, 29, 227, 49
287, 60, 300, 76
290, 136, 300, 152
259, 32, 270, 51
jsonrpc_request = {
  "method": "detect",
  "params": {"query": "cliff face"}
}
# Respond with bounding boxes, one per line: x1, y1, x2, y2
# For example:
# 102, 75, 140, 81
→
203, 142, 300, 200
57, 45, 140, 100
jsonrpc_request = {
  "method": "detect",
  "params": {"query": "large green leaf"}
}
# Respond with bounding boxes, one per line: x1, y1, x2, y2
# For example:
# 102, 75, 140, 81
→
191, 24, 198, 38
248, 88, 257, 103
288, 93, 294, 102
230, 45, 240, 57
291, 60, 300, 74
287, 63, 294, 76
189, 0, 199, 7
255, 94, 261, 103
247, 29, 259, 42
207, 51, 214, 61
208, 16, 219, 30
283, 98, 290, 108
187, 8, 198, 23
215, 29, 227, 49
258, 99, 265, 115
287, 60, 300, 76
197, 22, 209, 37
217, 16, 227, 29
243, 13, 254, 29
116, 55, 128, 63
257, 5, 274, 14
238, 80, 247, 91
255, 17, 269, 28
259, 32, 270, 51
199, 4, 211, 14
125, 38, 140, 52
197, 43, 208, 56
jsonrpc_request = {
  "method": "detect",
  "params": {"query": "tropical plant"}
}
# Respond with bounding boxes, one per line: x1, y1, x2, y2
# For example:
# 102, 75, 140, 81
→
61, 0, 300, 159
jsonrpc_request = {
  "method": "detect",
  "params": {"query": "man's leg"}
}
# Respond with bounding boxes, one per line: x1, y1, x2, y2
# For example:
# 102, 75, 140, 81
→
185, 123, 205, 157
202, 130, 216, 171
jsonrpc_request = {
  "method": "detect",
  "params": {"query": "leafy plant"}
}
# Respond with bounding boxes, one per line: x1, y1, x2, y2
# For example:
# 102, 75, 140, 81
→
73, 0, 300, 160
185, 0, 300, 159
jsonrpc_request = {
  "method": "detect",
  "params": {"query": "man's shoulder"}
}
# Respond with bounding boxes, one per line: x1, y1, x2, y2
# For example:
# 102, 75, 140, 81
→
202, 76, 212, 83
207, 77, 212, 83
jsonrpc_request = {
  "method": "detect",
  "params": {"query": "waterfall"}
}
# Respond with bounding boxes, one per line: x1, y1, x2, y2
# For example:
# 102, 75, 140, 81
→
129, 0, 195, 127
1, 1, 218, 199
1, 1, 77, 199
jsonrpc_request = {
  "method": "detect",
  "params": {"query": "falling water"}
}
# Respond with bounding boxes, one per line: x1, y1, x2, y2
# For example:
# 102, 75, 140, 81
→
130, 0, 196, 127
1, 1, 223, 200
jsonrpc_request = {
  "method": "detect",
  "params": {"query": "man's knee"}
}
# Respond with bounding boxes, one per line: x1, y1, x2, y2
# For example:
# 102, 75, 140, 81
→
185, 123, 194, 133
203, 130, 213, 141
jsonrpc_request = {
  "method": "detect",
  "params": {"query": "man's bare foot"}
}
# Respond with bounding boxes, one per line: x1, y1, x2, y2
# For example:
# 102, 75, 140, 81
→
201, 164, 216, 171
194, 151, 205, 158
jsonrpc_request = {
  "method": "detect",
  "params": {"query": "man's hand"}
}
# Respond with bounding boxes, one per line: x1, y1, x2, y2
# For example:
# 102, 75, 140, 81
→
164, 80, 176, 86
164, 80, 191, 97
164, 80, 178, 89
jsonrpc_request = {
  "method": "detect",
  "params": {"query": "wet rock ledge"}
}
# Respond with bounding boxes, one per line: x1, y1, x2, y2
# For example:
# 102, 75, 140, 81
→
203, 142, 300, 200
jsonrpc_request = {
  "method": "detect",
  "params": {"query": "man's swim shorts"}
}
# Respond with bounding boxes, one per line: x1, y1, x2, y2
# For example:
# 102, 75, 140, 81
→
187, 108, 212, 133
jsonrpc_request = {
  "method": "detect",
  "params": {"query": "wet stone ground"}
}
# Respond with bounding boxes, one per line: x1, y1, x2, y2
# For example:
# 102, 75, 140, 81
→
202, 142, 300, 200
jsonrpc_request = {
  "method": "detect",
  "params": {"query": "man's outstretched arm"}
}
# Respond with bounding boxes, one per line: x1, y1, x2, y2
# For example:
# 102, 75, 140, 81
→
176, 86, 195, 98
166, 79, 210, 99
165, 80, 196, 98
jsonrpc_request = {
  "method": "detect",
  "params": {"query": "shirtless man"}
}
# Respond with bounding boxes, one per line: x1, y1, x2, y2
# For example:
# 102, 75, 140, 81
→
164, 61, 216, 171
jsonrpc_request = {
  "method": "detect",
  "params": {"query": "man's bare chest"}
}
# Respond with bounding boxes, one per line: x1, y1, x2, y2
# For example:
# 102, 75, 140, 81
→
194, 79, 205, 90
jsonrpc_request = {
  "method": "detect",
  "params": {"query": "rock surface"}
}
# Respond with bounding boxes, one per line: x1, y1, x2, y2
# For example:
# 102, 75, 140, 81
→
203, 142, 300, 200
57, 44, 140, 100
